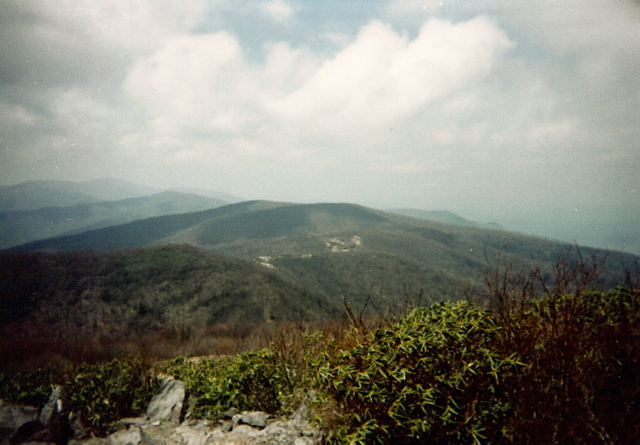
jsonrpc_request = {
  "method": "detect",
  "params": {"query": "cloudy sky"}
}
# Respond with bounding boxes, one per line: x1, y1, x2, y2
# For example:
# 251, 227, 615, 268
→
1, 0, 639, 252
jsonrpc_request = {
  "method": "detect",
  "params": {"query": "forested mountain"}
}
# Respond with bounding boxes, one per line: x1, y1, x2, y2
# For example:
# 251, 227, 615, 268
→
0, 245, 339, 337
4, 200, 636, 330
0, 191, 226, 249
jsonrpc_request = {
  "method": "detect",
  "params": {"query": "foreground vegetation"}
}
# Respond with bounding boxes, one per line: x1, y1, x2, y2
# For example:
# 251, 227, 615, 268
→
2, 282, 639, 444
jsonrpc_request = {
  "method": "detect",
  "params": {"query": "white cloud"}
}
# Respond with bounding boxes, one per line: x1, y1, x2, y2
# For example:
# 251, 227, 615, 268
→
269, 17, 514, 135
125, 32, 249, 133
261, 42, 321, 95
262, 0, 294, 22
0, 102, 39, 129
49, 0, 206, 52
505, 1, 640, 92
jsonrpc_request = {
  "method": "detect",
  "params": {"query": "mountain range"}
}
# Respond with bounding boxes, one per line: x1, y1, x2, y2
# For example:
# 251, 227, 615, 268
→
0, 178, 242, 212
0, 191, 228, 249
5, 198, 636, 309
1, 178, 637, 347
0, 178, 240, 249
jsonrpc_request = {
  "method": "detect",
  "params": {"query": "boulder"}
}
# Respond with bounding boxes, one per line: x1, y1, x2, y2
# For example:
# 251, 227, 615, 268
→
145, 378, 185, 424
108, 426, 142, 445
39, 386, 64, 426
233, 412, 270, 429
0, 399, 39, 444
2, 386, 73, 445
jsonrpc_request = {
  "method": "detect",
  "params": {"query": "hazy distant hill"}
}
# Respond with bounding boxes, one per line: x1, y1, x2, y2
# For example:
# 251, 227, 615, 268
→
0, 181, 101, 212
172, 187, 244, 203
6, 200, 635, 312
386, 208, 486, 227
0, 178, 158, 212
0, 191, 226, 249
72, 178, 159, 201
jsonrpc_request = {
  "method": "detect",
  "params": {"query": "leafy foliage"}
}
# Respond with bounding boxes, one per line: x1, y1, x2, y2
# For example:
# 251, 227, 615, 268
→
0, 369, 53, 407
495, 288, 640, 444
314, 302, 523, 444
160, 350, 289, 419
0, 359, 157, 436
63, 359, 158, 434
1, 246, 638, 444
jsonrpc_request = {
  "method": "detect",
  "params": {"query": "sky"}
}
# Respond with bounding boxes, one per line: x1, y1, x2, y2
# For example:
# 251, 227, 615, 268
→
0, 0, 639, 253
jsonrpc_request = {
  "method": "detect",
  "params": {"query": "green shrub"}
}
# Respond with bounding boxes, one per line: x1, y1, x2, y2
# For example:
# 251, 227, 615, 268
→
496, 288, 640, 444
63, 359, 158, 434
0, 359, 157, 436
0, 368, 53, 407
314, 301, 523, 444
160, 349, 289, 419
3, 288, 638, 444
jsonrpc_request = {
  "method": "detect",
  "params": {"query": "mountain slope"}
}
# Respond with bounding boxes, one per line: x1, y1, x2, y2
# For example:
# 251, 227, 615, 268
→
172, 187, 244, 203
6, 200, 635, 313
0, 191, 226, 249
0, 181, 101, 212
0, 178, 158, 212
72, 178, 159, 201
0, 245, 340, 332
3, 200, 294, 252
164, 202, 392, 246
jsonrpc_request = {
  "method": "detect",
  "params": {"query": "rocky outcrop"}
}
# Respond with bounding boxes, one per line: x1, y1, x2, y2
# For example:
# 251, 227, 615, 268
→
90, 414, 322, 445
1, 382, 323, 445
146, 377, 186, 424
0, 400, 39, 445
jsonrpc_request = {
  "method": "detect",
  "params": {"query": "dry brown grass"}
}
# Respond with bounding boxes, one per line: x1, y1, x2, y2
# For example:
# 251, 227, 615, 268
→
0, 314, 365, 373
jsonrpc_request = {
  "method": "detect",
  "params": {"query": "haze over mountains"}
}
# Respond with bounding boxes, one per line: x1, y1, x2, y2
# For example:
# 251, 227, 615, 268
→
0, 178, 238, 249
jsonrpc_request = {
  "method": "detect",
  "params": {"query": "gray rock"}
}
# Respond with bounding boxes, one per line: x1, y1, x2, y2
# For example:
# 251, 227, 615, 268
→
217, 420, 232, 433
77, 413, 322, 445
0, 400, 39, 431
220, 408, 238, 420
2, 380, 324, 445
7, 419, 44, 445
69, 438, 110, 445
39, 386, 63, 426
146, 378, 185, 424
6, 386, 74, 445
226, 424, 255, 436
108, 426, 142, 445
289, 400, 309, 425
68, 412, 91, 441
175, 425, 210, 445
234, 412, 270, 429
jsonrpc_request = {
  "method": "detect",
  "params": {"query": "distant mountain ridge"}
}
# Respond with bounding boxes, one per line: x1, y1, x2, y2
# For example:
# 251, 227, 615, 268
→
386, 208, 497, 227
0, 178, 157, 212
0, 178, 239, 212
0, 191, 227, 249
6, 200, 635, 308
171, 187, 244, 203
2, 200, 636, 350
4, 201, 399, 253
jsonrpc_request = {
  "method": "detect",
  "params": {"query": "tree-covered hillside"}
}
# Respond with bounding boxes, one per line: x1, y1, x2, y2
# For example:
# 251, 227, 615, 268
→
0, 245, 340, 335
3, 201, 636, 333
